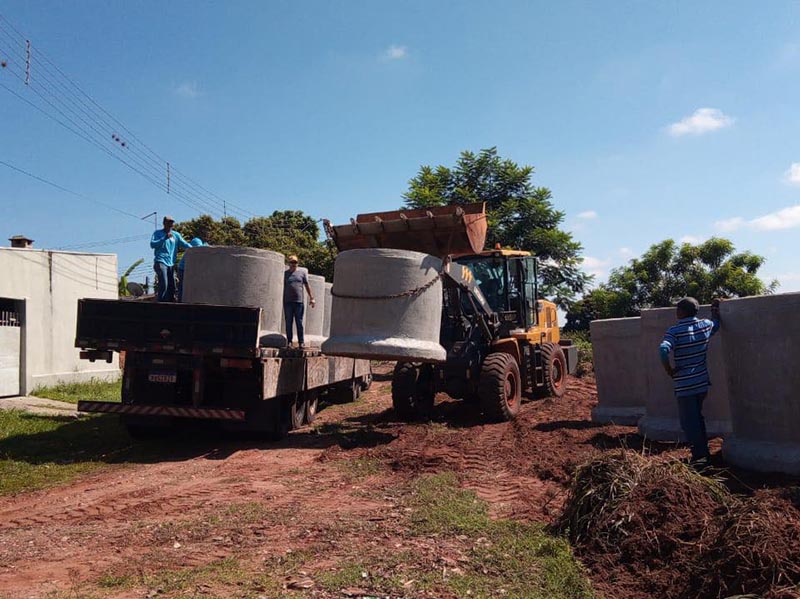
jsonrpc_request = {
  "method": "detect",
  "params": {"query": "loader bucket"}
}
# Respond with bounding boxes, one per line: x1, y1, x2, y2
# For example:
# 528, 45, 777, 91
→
324, 202, 488, 258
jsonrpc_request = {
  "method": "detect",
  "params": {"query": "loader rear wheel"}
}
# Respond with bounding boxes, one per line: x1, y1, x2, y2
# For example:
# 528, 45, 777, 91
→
478, 352, 522, 422
541, 342, 567, 398
392, 363, 434, 420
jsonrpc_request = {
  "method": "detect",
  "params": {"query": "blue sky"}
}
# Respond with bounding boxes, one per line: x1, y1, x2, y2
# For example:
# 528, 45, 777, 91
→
1, 1, 799, 290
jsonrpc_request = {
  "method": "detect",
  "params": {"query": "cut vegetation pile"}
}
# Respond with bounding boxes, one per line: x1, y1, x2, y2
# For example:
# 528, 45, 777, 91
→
556, 452, 800, 599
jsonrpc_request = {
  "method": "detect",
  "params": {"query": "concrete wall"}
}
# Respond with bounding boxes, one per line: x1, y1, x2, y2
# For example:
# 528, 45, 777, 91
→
720, 293, 800, 474
590, 317, 646, 425
0, 248, 120, 395
638, 306, 731, 441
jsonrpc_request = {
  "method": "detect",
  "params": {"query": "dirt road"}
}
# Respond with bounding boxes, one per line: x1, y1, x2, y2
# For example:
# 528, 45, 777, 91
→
0, 365, 783, 599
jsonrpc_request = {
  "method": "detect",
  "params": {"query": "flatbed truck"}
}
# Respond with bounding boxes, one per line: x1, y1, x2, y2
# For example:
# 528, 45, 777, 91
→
74, 299, 371, 438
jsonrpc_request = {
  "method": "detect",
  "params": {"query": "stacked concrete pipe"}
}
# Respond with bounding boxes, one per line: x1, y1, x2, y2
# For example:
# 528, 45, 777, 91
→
182, 246, 286, 347
590, 317, 646, 425
321, 248, 446, 362
638, 305, 732, 441
322, 282, 333, 339
720, 293, 800, 474
303, 273, 327, 347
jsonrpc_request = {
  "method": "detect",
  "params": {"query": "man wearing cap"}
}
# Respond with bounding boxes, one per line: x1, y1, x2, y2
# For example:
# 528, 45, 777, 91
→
150, 216, 191, 302
283, 255, 315, 348
659, 296, 722, 465
177, 237, 206, 302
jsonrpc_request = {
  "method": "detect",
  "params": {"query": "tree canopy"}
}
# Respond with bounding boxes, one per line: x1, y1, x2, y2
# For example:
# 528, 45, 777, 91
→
176, 211, 336, 280
403, 147, 590, 309
565, 238, 778, 330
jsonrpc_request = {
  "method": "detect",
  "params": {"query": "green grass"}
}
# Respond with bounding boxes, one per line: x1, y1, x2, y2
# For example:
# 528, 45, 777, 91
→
409, 473, 595, 599
32, 378, 122, 404
0, 409, 166, 495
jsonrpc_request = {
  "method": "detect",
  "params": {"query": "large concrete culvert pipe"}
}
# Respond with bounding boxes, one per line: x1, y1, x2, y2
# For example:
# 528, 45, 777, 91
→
590, 317, 646, 425
321, 248, 446, 362
303, 273, 327, 347
638, 306, 732, 441
720, 293, 800, 474
182, 246, 287, 347
322, 282, 332, 339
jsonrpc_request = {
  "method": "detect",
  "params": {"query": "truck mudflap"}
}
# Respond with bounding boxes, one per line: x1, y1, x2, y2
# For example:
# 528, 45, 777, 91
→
77, 401, 246, 421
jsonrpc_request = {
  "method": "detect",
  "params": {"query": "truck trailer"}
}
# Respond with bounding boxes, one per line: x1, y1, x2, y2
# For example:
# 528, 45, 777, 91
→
74, 298, 371, 439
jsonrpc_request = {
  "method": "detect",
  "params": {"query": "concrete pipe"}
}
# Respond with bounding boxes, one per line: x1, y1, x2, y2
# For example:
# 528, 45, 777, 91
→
182, 246, 286, 347
590, 317, 646, 425
321, 248, 446, 362
303, 274, 327, 347
720, 293, 800, 474
322, 282, 333, 339
638, 306, 731, 441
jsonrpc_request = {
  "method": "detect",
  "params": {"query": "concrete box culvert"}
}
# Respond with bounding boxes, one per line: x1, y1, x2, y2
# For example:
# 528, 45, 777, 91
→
182, 246, 287, 347
303, 273, 326, 348
322, 282, 333, 339
590, 317, 646, 425
321, 248, 446, 362
719, 293, 800, 475
638, 306, 732, 442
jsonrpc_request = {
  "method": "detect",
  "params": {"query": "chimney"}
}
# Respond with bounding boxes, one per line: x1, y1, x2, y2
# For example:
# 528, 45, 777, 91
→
9, 235, 34, 249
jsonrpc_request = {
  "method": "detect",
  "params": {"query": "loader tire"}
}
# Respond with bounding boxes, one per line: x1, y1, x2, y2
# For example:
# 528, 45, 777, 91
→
478, 352, 522, 422
541, 342, 567, 398
392, 363, 434, 420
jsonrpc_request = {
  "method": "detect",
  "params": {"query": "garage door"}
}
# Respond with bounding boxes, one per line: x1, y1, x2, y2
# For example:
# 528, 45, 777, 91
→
0, 305, 21, 397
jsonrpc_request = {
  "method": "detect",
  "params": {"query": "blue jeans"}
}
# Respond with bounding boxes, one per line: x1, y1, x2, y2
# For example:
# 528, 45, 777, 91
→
677, 392, 710, 460
285, 302, 305, 345
154, 262, 175, 302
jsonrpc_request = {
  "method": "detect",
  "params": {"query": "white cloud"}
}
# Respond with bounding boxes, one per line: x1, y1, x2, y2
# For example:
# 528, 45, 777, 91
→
174, 81, 201, 99
384, 45, 408, 60
582, 256, 611, 278
667, 108, 734, 137
679, 235, 705, 244
784, 163, 800, 186
576, 210, 598, 220
618, 247, 634, 259
714, 205, 800, 233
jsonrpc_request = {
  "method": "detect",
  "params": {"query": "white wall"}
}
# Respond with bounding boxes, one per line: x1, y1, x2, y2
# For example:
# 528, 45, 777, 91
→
0, 247, 120, 394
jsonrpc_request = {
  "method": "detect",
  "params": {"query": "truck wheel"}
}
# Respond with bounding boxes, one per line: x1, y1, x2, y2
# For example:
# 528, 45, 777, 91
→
541, 343, 567, 398
391, 363, 434, 420
360, 372, 373, 391
305, 390, 319, 425
289, 395, 307, 430
478, 352, 522, 422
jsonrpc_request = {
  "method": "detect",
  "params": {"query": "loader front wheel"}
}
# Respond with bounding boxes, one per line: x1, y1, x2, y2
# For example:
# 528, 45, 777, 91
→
478, 352, 522, 422
392, 363, 434, 420
541, 342, 567, 398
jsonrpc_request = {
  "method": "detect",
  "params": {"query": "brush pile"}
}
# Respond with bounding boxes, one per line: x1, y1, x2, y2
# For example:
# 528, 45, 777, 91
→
555, 452, 800, 599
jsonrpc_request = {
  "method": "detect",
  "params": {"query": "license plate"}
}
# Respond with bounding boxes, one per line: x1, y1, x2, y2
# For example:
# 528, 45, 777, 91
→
148, 371, 177, 384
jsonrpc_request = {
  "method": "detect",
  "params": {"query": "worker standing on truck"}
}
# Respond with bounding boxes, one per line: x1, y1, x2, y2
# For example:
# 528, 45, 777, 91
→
150, 216, 191, 302
177, 237, 206, 302
659, 297, 722, 467
284, 255, 315, 348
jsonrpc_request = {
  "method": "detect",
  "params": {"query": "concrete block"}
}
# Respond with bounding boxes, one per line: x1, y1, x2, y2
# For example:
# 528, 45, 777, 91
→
321, 249, 446, 362
638, 306, 731, 441
322, 282, 333, 339
183, 246, 286, 347
589, 317, 645, 425
304, 274, 326, 347
719, 293, 800, 474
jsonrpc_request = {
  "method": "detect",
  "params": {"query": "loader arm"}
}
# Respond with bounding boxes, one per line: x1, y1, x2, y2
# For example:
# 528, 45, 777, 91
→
441, 258, 498, 342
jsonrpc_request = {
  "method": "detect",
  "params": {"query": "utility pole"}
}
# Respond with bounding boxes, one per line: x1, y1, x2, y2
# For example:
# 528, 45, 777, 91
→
141, 211, 157, 229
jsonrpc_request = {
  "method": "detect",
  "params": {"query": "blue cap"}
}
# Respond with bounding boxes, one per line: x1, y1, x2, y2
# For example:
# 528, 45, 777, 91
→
190, 238, 205, 247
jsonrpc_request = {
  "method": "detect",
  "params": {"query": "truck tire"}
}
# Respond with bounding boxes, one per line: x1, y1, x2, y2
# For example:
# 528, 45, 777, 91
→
541, 342, 567, 398
289, 394, 307, 430
478, 352, 522, 422
305, 390, 319, 425
360, 372, 373, 391
391, 363, 434, 420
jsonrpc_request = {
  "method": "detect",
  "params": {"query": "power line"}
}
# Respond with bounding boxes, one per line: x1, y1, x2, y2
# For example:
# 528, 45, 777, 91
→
57, 234, 151, 251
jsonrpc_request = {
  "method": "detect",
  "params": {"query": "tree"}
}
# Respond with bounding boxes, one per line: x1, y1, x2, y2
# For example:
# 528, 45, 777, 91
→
564, 238, 778, 329
176, 211, 336, 280
118, 258, 144, 296
403, 147, 590, 309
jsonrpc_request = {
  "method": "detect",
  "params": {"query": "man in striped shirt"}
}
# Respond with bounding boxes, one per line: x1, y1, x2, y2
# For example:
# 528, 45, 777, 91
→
659, 297, 721, 464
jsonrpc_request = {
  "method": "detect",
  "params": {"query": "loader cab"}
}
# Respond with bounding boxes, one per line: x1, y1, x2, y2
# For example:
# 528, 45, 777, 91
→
454, 250, 540, 332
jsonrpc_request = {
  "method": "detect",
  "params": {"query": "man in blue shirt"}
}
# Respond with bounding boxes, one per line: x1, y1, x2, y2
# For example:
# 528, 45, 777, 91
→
177, 237, 206, 302
659, 296, 722, 464
150, 215, 191, 302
